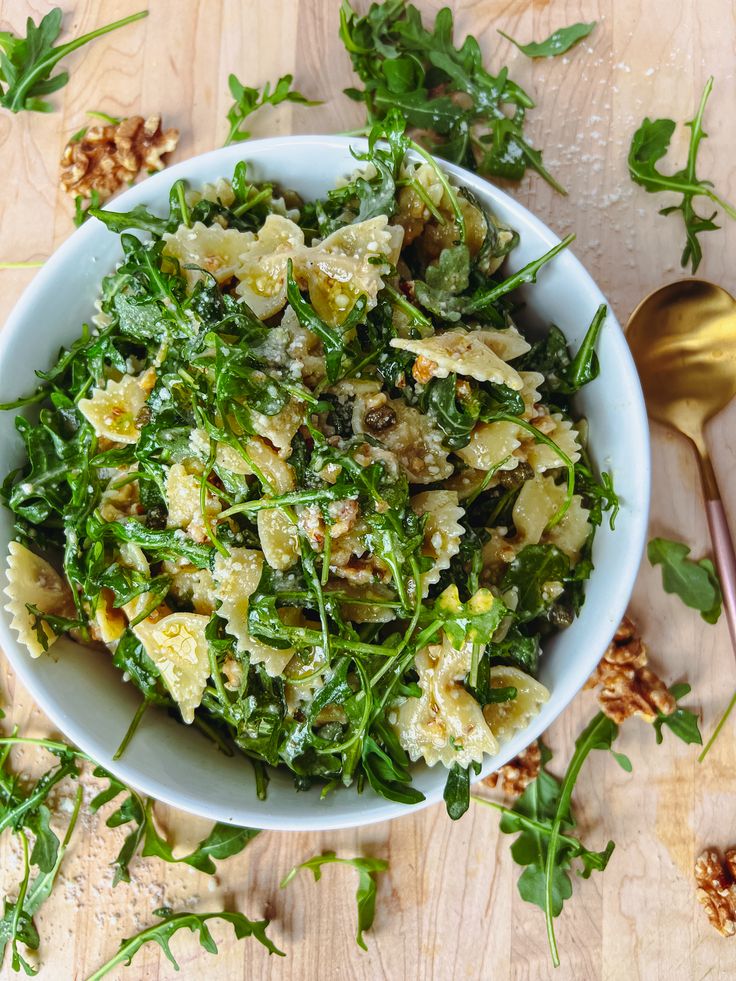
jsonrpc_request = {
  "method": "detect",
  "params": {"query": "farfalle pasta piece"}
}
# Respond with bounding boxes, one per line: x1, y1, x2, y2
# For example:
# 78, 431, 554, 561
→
257, 510, 300, 571
411, 490, 465, 592
234, 214, 306, 318
474, 326, 531, 361
354, 395, 452, 484
3, 542, 75, 657
248, 400, 305, 459
185, 177, 236, 208
305, 217, 403, 326
213, 548, 294, 675
525, 413, 582, 472
518, 371, 545, 420
514, 473, 591, 560
390, 330, 523, 390
93, 588, 126, 646
455, 420, 522, 473
189, 430, 296, 494
482, 665, 549, 744
133, 612, 211, 723
165, 463, 222, 543
166, 565, 216, 615
78, 371, 153, 445
393, 633, 499, 768
163, 221, 255, 288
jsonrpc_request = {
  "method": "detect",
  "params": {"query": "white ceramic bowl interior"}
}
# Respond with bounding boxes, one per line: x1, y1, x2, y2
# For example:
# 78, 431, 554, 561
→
0, 137, 649, 830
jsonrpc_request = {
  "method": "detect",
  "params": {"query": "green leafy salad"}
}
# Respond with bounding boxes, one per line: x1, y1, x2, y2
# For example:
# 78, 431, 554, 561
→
1, 114, 617, 809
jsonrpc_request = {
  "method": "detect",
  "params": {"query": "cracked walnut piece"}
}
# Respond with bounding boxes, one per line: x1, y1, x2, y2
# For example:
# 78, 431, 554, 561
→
695, 848, 736, 936
584, 615, 676, 724
60, 115, 179, 201
483, 741, 541, 797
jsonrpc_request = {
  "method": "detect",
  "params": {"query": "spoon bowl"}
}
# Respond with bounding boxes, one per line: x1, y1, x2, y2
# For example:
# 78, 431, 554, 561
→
627, 280, 736, 450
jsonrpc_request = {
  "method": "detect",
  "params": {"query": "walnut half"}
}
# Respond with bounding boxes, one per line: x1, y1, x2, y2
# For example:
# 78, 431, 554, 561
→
483, 741, 541, 797
695, 848, 736, 936
60, 114, 179, 201
584, 615, 676, 724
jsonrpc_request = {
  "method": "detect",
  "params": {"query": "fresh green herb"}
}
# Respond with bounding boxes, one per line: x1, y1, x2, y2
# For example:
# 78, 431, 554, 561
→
86, 907, 284, 979
499, 22, 596, 59
280, 851, 388, 950
339, 0, 564, 192
224, 73, 321, 145
0, 735, 83, 975
0, 9, 148, 114
628, 77, 736, 272
653, 683, 702, 746
74, 190, 102, 228
647, 537, 722, 623
475, 718, 620, 967
89, 768, 260, 884
443, 761, 472, 820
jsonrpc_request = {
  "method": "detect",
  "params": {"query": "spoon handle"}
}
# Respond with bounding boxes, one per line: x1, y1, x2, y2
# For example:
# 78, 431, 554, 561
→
705, 498, 736, 653
698, 488, 736, 760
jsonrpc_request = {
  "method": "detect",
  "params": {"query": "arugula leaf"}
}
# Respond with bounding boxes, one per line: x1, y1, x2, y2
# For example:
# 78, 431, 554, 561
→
224, 72, 320, 145
0, 739, 83, 976
628, 77, 736, 272
90, 770, 260, 882
501, 545, 571, 623
653, 683, 702, 746
280, 851, 388, 950
443, 762, 471, 820
647, 537, 722, 623
86, 907, 284, 979
475, 717, 618, 968
433, 584, 506, 647
0, 9, 148, 114
141, 800, 260, 874
339, 1, 564, 192
499, 23, 596, 59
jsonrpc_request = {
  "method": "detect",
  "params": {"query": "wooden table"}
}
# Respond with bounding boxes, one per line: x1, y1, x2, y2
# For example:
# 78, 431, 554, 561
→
1, 1, 735, 978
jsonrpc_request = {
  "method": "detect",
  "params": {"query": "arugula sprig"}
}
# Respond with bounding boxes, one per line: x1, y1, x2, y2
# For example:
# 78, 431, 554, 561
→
89, 767, 260, 885
0, 735, 83, 976
0, 9, 148, 114
648, 537, 722, 624
224, 73, 321, 145
280, 851, 388, 950
86, 907, 284, 979
339, 1, 564, 192
499, 22, 596, 59
474, 718, 622, 967
628, 76, 736, 272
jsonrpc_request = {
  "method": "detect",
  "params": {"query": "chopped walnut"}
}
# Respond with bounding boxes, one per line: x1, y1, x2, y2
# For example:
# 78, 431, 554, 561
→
412, 354, 440, 385
695, 848, 736, 936
60, 115, 179, 201
584, 615, 676, 724
483, 742, 541, 797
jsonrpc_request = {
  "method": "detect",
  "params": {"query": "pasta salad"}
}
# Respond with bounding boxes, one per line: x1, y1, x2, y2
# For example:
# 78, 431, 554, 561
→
1, 114, 617, 810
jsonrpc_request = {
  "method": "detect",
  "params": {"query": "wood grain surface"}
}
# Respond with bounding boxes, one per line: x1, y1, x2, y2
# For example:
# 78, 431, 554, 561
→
1, 1, 736, 979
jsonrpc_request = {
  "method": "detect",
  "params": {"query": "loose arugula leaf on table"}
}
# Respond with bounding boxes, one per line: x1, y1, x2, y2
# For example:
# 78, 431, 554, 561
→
0, 8, 148, 114
224, 72, 321, 145
86, 907, 284, 979
280, 851, 388, 951
647, 537, 722, 623
653, 683, 702, 746
499, 22, 596, 59
473, 717, 620, 968
628, 76, 736, 272
339, 0, 564, 192
90, 768, 260, 884
0, 735, 83, 976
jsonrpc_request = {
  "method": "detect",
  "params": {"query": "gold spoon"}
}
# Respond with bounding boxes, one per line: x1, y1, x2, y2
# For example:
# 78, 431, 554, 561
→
627, 280, 736, 755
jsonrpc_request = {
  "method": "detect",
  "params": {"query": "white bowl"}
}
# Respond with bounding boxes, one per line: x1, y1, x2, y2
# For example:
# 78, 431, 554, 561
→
0, 137, 650, 830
